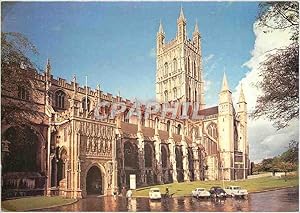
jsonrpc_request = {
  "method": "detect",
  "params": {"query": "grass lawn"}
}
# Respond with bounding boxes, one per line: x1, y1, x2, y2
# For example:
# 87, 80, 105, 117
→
133, 175, 299, 197
1, 196, 76, 211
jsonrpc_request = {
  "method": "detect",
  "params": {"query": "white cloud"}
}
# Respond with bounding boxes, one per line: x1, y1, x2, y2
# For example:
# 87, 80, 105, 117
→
203, 54, 215, 64
232, 21, 298, 163
149, 47, 156, 58
204, 80, 211, 92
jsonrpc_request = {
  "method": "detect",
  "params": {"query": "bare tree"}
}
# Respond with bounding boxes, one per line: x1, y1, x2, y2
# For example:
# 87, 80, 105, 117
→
253, 2, 299, 129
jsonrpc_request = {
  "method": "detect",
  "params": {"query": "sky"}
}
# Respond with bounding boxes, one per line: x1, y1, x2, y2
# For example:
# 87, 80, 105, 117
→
2, 1, 298, 162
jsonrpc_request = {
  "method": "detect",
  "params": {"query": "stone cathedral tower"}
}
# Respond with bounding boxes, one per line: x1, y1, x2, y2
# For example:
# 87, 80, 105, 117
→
155, 8, 205, 109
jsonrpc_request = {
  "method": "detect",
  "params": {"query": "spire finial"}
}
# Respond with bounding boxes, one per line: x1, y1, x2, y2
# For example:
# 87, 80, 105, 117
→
158, 19, 164, 34
239, 83, 246, 103
221, 72, 229, 91
179, 6, 185, 21
194, 19, 199, 33
45, 58, 51, 75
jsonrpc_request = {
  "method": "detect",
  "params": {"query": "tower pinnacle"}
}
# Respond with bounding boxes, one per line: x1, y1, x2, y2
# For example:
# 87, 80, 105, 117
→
45, 58, 51, 75
179, 6, 186, 21
238, 84, 246, 103
221, 72, 229, 92
158, 20, 164, 34
194, 19, 199, 34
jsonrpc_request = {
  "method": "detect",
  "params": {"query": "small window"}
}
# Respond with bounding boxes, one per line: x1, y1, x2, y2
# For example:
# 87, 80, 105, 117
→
55, 90, 66, 109
167, 120, 171, 132
18, 86, 29, 100
82, 97, 91, 111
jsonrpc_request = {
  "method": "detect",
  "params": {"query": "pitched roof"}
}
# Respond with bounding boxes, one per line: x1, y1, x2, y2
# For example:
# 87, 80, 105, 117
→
199, 106, 218, 116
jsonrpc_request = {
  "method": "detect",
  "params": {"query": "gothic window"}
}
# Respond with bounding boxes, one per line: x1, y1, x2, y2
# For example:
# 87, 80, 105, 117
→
18, 86, 29, 100
144, 143, 153, 168
173, 87, 177, 99
167, 120, 171, 132
173, 58, 177, 72
55, 90, 66, 109
187, 57, 191, 75
141, 113, 145, 126
164, 90, 168, 102
188, 87, 191, 102
82, 97, 91, 111
177, 124, 181, 135
194, 61, 197, 78
164, 62, 168, 75
194, 90, 197, 103
124, 109, 129, 123
207, 122, 218, 140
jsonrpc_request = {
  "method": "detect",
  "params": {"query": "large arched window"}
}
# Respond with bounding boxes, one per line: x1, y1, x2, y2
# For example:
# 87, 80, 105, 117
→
144, 143, 154, 168
82, 97, 91, 111
55, 90, 66, 109
207, 122, 218, 140
173, 58, 177, 72
164, 62, 168, 75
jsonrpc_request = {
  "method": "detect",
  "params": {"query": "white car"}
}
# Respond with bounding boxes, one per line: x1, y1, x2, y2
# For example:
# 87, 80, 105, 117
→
149, 188, 162, 200
224, 186, 248, 198
192, 188, 211, 198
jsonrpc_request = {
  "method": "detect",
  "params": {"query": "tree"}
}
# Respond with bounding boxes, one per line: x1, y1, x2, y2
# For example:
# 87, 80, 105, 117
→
1, 31, 42, 127
280, 140, 298, 164
253, 2, 299, 129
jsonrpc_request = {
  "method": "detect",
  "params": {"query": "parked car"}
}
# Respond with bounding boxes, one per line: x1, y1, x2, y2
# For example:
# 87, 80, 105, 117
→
224, 186, 248, 198
192, 188, 211, 198
149, 188, 162, 200
209, 186, 227, 198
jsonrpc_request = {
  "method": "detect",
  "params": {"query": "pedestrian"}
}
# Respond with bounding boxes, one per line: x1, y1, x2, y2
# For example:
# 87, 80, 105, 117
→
122, 186, 126, 197
126, 189, 132, 199
165, 187, 169, 197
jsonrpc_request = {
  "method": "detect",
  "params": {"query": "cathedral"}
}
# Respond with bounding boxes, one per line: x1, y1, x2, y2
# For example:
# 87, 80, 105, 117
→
1, 8, 249, 199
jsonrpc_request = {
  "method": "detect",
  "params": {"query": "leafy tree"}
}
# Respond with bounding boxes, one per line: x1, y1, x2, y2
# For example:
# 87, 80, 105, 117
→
1, 30, 42, 126
280, 140, 299, 163
253, 2, 299, 129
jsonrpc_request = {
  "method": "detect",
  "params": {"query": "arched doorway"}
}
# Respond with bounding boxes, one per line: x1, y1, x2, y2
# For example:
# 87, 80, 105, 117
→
86, 166, 103, 195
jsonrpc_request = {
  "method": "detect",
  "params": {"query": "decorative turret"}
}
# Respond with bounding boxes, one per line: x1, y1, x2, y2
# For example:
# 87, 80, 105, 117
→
237, 84, 247, 124
193, 20, 200, 48
218, 72, 234, 180
45, 58, 51, 77
157, 20, 165, 54
221, 72, 229, 92
219, 72, 232, 105
177, 7, 187, 42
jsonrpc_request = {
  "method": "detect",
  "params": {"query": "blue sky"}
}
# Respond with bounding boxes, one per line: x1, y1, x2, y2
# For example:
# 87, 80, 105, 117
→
2, 1, 259, 106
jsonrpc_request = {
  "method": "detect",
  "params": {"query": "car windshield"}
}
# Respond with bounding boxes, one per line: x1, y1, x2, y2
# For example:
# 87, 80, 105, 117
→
152, 190, 160, 192
198, 189, 204, 191
216, 188, 225, 193
233, 187, 241, 190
